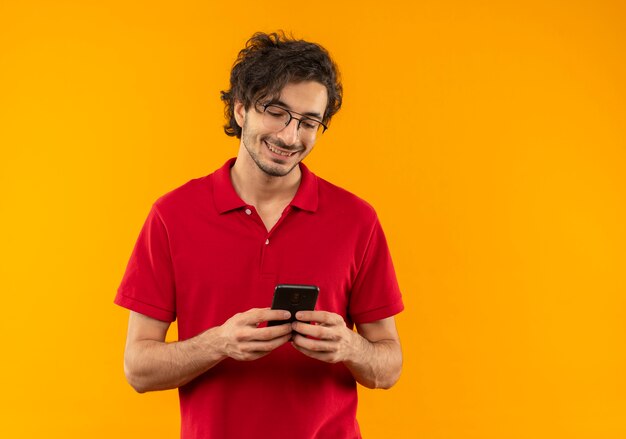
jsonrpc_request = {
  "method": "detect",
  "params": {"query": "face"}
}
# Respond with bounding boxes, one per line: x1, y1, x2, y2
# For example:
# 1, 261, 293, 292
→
235, 81, 328, 178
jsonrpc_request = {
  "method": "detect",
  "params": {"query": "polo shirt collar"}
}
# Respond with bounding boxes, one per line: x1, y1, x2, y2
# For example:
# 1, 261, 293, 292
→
213, 158, 247, 213
289, 161, 318, 212
212, 158, 319, 214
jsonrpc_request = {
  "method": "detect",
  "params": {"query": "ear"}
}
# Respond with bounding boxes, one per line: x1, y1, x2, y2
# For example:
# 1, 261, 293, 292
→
234, 100, 246, 128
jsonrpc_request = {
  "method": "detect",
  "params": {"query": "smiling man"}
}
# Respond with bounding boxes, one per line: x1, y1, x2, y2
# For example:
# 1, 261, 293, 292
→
115, 31, 404, 438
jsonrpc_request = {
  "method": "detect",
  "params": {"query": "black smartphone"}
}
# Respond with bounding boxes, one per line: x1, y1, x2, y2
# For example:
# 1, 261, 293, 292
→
267, 284, 319, 326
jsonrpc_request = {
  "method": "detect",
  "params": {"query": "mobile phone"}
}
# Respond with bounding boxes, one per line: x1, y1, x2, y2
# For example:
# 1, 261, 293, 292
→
267, 284, 319, 326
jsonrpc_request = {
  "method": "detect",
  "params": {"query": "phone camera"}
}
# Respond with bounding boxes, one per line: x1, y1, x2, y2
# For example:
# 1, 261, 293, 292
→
289, 292, 302, 305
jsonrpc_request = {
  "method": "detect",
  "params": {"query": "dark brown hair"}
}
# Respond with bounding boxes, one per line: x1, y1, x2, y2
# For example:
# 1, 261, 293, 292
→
220, 31, 343, 138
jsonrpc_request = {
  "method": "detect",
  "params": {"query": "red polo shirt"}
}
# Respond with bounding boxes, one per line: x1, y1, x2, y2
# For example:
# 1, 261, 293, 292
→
116, 158, 403, 438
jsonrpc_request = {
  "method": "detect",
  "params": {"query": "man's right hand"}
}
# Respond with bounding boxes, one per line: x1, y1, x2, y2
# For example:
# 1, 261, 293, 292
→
123, 308, 292, 393
215, 308, 293, 361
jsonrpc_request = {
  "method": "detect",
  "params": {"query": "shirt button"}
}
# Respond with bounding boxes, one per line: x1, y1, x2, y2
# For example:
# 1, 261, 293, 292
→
265, 238, 270, 245
245, 208, 252, 215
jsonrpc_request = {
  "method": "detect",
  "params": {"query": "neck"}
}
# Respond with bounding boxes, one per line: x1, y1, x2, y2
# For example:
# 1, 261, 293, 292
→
230, 151, 302, 208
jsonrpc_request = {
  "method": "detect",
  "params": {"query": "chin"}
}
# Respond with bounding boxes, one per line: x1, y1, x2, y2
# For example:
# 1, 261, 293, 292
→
257, 160, 299, 177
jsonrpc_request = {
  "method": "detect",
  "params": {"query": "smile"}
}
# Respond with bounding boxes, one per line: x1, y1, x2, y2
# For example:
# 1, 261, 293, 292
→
264, 140, 298, 157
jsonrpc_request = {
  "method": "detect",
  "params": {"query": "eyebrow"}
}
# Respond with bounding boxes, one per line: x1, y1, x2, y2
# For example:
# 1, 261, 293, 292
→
269, 99, 323, 120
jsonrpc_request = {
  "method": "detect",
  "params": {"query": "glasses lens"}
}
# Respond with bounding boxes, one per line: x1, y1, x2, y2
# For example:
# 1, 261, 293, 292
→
262, 105, 290, 131
260, 104, 324, 141
298, 118, 323, 134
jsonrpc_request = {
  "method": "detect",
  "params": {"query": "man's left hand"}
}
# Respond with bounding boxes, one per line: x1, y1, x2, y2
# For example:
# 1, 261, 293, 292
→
290, 311, 361, 363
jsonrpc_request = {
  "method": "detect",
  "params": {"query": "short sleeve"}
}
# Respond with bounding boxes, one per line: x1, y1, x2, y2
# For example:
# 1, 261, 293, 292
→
349, 218, 404, 324
114, 205, 177, 322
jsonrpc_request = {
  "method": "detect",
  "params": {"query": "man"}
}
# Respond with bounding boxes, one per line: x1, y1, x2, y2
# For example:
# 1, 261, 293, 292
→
116, 31, 403, 438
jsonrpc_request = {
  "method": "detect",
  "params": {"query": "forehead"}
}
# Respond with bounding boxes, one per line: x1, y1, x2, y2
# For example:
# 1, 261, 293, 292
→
274, 81, 328, 117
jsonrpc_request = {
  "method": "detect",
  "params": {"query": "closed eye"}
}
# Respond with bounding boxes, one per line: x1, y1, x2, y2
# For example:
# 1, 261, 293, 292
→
300, 119, 320, 130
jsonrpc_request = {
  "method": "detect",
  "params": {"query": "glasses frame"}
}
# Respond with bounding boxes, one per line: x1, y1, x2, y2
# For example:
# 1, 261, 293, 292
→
255, 100, 328, 135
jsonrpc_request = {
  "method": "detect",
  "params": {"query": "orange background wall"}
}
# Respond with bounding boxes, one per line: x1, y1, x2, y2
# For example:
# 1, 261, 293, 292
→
1, 1, 625, 437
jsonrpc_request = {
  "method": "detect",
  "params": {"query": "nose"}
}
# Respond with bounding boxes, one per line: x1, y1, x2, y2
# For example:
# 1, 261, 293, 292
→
276, 117, 299, 145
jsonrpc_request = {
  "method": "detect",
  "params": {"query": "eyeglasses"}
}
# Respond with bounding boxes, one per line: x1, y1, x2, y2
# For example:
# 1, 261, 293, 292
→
255, 101, 328, 140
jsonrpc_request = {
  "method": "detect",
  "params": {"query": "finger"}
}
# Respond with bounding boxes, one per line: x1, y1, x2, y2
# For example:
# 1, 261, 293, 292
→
295, 310, 342, 326
235, 334, 293, 361
291, 321, 334, 340
291, 341, 338, 363
246, 333, 293, 353
254, 323, 293, 340
242, 308, 291, 325
291, 333, 335, 353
